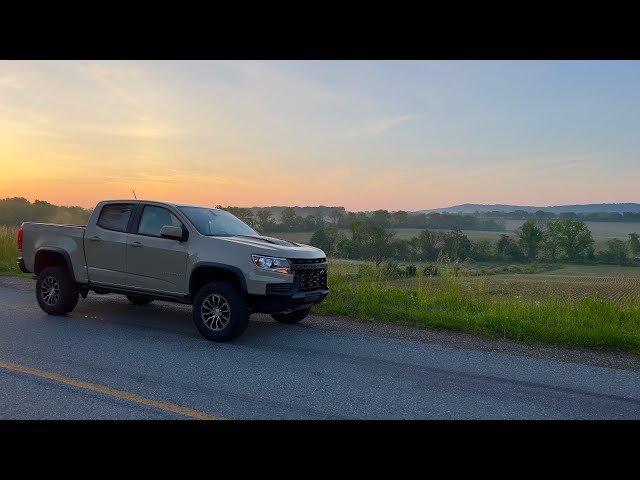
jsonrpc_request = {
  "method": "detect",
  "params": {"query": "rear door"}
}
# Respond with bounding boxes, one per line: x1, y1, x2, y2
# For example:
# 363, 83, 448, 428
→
84, 203, 135, 286
125, 204, 189, 294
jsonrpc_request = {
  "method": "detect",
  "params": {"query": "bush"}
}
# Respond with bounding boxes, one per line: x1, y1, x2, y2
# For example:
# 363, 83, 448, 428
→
381, 261, 403, 279
404, 265, 417, 277
423, 264, 439, 277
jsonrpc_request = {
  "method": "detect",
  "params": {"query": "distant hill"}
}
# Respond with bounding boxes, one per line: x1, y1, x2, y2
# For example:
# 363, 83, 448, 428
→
420, 203, 640, 215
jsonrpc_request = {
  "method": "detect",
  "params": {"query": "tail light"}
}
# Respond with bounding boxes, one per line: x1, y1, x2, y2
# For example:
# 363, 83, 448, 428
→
17, 227, 23, 252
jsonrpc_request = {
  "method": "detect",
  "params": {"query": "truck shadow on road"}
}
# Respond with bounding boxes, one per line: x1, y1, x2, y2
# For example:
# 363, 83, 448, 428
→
67, 295, 297, 344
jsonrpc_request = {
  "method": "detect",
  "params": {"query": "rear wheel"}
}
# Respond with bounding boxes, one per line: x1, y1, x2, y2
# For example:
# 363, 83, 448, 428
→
271, 307, 311, 324
192, 282, 250, 342
36, 266, 79, 315
126, 295, 154, 306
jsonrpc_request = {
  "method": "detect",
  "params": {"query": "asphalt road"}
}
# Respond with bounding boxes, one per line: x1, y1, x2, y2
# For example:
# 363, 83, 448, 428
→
1, 278, 640, 419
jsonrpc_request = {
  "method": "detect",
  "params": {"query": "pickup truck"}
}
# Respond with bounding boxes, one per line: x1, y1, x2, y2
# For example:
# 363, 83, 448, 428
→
17, 200, 329, 342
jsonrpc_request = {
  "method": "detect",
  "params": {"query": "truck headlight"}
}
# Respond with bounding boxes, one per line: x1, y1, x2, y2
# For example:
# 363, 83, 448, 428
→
251, 255, 292, 274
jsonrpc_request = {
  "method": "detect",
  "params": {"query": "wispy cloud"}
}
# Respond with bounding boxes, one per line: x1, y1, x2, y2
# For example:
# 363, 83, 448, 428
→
76, 61, 144, 111
348, 113, 422, 137
0, 75, 22, 89
531, 152, 608, 175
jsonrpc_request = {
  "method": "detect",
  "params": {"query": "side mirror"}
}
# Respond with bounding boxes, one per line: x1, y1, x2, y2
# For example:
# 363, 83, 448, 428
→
160, 225, 185, 240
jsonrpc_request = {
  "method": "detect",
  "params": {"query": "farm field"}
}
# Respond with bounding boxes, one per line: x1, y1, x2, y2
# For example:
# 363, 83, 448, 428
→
269, 221, 640, 252
383, 263, 640, 305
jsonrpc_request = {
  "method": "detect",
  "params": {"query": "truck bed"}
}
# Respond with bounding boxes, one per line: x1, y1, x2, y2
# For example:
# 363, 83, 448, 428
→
20, 223, 88, 283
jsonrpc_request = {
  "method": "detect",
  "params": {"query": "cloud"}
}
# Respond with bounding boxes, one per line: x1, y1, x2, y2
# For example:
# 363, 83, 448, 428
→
348, 113, 422, 137
535, 161, 584, 175
0, 75, 22, 89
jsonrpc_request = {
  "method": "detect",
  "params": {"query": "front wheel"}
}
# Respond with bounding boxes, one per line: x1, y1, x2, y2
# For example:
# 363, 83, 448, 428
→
271, 307, 311, 324
36, 266, 79, 315
192, 282, 250, 342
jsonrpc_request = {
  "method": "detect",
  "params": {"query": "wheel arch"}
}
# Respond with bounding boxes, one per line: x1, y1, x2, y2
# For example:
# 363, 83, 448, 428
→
34, 248, 76, 282
189, 263, 247, 300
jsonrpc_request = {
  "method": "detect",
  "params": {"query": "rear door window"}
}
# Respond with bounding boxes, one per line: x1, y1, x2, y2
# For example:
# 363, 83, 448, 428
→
97, 204, 134, 232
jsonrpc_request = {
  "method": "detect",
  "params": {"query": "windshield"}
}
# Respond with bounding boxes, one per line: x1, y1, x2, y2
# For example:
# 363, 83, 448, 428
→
178, 206, 259, 237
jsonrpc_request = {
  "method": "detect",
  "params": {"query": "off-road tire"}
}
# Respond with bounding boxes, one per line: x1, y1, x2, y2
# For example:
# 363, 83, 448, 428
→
36, 266, 79, 315
192, 281, 250, 342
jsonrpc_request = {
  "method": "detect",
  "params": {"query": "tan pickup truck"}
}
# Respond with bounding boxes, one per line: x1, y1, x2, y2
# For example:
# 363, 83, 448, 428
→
17, 200, 329, 341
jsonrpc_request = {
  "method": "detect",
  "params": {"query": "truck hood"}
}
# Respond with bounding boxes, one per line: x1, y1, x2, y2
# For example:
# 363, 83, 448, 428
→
210, 235, 326, 259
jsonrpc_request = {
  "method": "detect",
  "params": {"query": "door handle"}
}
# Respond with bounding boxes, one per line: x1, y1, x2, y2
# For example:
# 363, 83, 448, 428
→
130, 241, 143, 248
88, 236, 101, 242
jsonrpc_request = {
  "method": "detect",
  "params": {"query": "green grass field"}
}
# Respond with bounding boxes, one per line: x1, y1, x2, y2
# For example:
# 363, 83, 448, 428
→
316, 259, 640, 353
385, 263, 640, 304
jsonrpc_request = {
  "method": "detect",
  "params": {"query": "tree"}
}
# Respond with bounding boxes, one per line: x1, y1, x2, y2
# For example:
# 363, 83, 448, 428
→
628, 233, 640, 256
542, 223, 562, 261
328, 209, 344, 226
517, 220, 545, 261
254, 209, 275, 232
336, 237, 358, 259
279, 207, 299, 231
547, 220, 594, 261
369, 209, 391, 227
391, 210, 409, 227
440, 226, 472, 261
600, 238, 629, 264
221, 206, 255, 228
409, 229, 440, 261
302, 213, 325, 231
359, 224, 396, 267
495, 234, 524, 262
392, 239, 411, 261
471, 239, 493, 261
309, 225, 341, 257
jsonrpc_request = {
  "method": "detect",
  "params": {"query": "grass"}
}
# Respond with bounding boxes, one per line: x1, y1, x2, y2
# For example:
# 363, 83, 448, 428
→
385, 263, 640, 304
0, 225, 24, 276
314, 259, 640, 353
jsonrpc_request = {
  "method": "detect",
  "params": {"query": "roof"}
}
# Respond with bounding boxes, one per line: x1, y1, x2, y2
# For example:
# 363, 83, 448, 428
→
99, 199, 220, 210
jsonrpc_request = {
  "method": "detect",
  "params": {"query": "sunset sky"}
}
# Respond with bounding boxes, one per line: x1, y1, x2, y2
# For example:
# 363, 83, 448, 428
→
1, 60, 639, 211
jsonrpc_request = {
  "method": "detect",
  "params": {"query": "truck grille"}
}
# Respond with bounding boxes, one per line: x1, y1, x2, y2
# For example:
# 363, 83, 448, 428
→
305, 291, 324, 303
289, 258, 328, 291
290, 257, 326, 265
266, 283, 293, 294
296, 268, 327, 291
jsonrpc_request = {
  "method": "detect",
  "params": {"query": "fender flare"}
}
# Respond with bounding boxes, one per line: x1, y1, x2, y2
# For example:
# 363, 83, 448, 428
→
35, 247, 76, 282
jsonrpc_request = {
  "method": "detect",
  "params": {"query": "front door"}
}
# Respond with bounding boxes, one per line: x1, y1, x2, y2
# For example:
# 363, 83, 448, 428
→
84, 203, 135, 286
125, 204, 188, 295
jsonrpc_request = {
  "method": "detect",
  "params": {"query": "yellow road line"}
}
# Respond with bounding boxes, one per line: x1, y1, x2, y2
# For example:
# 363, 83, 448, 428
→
0, 360, 223, 420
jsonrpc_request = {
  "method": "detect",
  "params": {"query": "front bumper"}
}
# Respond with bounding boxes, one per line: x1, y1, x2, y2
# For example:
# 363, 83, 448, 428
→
249, 287, 330, 314
17, 257, 30, 274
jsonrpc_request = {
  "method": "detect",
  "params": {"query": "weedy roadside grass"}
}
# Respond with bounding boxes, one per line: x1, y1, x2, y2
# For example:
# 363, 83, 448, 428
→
0, 226, 24, 275
0, 226, 30, 277
316, 259, 640, 354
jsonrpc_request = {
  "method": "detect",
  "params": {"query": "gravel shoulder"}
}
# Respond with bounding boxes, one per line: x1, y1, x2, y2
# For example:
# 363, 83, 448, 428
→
3, 275, 639, 372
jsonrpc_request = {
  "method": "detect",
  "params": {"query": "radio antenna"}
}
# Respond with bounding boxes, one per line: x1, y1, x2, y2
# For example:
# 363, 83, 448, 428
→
132, 189, 138, 200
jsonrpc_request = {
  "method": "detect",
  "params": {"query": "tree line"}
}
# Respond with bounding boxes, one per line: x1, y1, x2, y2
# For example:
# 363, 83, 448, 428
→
308, 220, 640, 266
480, 210, 640, 222
218, 206, 505, 232
0, 198, 91, 226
